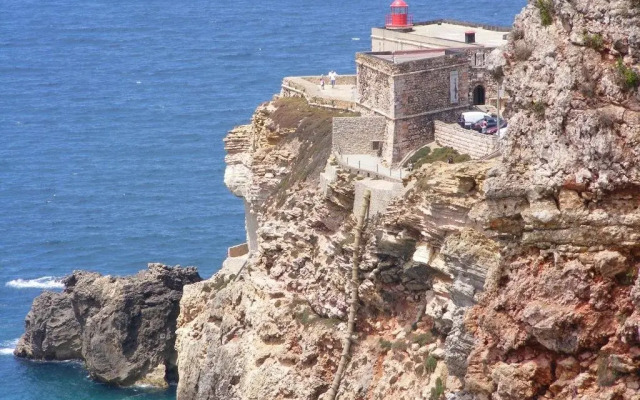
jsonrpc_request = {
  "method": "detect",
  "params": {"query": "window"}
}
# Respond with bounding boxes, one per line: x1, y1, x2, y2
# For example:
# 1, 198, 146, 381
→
475, 52, 485, 67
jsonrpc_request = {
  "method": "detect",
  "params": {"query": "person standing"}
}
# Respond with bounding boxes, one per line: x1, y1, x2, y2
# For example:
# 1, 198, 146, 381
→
320, 75, 325, 90
329, 70, 337, 88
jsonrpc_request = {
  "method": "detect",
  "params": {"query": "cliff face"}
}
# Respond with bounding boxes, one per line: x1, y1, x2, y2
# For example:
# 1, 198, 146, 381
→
176, 96, 501, 400
465, 1, 640, 399
176, 1, 640, 399
15, 264, 201, 388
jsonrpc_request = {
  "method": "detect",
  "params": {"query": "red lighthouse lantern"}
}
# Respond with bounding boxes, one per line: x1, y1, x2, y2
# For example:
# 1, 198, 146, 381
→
386, 0, 413, 30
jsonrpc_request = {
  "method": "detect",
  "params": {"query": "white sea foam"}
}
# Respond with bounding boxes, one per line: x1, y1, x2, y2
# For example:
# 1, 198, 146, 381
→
0, 339, 19, 356
5, 276, 64, 289
351, 37, 360, 40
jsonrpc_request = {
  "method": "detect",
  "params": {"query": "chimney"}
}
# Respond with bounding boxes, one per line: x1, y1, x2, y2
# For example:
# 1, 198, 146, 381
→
465, 31, 476, 44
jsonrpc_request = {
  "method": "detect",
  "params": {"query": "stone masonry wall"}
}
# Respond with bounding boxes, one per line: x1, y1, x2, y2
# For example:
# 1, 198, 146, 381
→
356, 62, 392, 116
464, 48, 499, 103
392, 106, 467, 163
332, 116, 387, 156
434, 120, 498, 159
393, 54, 470, 116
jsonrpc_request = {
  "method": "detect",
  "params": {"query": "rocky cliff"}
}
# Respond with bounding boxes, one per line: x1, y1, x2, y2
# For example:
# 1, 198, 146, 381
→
175, 1, 640, 399
15, 264, 201, 388
464, 0, 640, 398
16, 0, 639, 397
176, 94, 502, 400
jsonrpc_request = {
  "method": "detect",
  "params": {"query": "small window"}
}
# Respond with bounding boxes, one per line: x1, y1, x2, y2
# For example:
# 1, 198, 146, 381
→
372, 141, 381, 150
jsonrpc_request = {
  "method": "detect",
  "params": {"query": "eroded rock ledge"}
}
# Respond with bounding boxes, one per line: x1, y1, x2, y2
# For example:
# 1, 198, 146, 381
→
15, 263, 201, 388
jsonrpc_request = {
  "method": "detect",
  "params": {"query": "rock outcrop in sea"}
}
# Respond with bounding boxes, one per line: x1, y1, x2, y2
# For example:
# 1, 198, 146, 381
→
15, 263, 201, 388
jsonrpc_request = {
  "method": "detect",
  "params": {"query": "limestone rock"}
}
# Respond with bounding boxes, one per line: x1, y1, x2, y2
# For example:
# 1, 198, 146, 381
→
15, 264, 201, 387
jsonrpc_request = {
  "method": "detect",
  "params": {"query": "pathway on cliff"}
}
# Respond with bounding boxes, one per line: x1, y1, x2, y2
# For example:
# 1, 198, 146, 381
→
335, 154, 407, 181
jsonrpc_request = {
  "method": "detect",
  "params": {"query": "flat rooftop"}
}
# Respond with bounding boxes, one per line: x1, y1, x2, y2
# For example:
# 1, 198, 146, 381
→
412, 22, 508, 47
373, 19, 510, 49
372, 49, 446, 63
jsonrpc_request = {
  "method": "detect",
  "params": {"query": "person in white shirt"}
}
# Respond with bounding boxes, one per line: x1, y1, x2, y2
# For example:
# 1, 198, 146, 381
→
329, 71, 337, 88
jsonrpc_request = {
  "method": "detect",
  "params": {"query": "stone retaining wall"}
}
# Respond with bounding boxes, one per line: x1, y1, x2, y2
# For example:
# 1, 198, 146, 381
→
332, 116, 387, 156
434, 121, 498, 159
353, 179, 406, 218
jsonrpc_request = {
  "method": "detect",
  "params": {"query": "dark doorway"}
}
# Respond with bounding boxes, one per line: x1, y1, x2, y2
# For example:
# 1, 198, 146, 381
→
473, 85, 486, 105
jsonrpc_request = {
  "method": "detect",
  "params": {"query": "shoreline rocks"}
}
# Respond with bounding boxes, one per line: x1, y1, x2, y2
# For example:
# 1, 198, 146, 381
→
15, 263, 201, 388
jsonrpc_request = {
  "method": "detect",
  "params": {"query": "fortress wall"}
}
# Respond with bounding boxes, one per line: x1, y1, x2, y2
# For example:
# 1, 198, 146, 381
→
434, 121, 498, 159
356, 60, 394, 117
393, 54, 469, 118
332, 116, 387, 156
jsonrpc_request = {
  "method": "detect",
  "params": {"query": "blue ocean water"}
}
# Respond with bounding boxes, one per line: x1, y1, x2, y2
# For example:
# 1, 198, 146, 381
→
0, 0, 525, 398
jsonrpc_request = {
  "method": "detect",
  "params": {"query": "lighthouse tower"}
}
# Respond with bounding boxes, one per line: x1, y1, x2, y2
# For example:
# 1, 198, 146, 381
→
385, 0, 413, 31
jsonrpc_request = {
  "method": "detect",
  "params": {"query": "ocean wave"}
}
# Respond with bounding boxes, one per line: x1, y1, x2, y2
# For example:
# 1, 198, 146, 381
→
5, 276, 64, 289
0, 338, 19, 356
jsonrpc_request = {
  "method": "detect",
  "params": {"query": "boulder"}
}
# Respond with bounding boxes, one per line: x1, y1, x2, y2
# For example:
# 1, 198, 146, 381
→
15, 263, 201, 387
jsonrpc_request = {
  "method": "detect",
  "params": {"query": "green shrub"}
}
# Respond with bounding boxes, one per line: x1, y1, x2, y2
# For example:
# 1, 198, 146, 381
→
616, 58, 640, 90
379, 339, 393, 351
535, 0, 555, 26
583, 33, 604, 51
430, 377, 445, 400
411, 332, 435, 347
424, 354, 438, 374
391, 340, 408, 352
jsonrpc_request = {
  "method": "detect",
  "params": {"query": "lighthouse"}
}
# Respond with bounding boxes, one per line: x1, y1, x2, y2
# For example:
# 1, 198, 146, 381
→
385, 0, 413, 31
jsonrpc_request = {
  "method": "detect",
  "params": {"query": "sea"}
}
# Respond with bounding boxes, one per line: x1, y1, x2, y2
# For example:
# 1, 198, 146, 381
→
0, 0, 526, 398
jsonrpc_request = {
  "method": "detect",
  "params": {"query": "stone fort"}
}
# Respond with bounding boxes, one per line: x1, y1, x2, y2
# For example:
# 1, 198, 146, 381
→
333, 1, 510, 165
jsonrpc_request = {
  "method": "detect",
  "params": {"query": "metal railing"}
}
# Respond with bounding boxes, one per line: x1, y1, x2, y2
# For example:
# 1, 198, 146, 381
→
334, 152, 405, 182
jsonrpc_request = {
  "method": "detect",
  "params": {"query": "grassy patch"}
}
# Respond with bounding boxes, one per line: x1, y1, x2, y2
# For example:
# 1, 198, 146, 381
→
413, 147, 470, 169
583, 33, 604, 51
406, 146, 431, 167
535, 0, 555, 26
268, 97, 359, 208
616, 58, 640, 91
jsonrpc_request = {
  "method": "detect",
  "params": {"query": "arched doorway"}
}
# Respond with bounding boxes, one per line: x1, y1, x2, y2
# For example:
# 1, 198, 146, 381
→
473, 85, 486, 105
